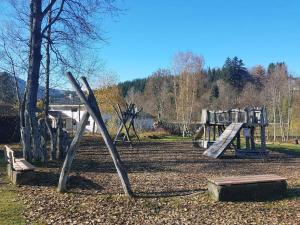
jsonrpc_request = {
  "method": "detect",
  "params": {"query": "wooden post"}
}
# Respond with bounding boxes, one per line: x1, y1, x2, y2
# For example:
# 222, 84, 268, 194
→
56, 115, 63, 160
261, 126, 266, 151
250, 127, 256, 150
244, 128, 250, 150
78, 105, 81, 121
114, 122, 125, 143
213, 125, 216, 141
218, 126, 222, 137
92, 121, 96, 134
125, 110, 141, 142
236, 131, 241, 150
8, 151, 14, 170
45, 119, 56, 161
117, 104, 132, 143
57, 111, 90, 192
114, 104, 132, 145
59, 72, 133, 197
115, 103, 142, 145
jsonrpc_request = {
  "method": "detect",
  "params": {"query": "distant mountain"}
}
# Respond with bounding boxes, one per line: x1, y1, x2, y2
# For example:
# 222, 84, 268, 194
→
16, 76, 66, 98
0, 72, 66, 99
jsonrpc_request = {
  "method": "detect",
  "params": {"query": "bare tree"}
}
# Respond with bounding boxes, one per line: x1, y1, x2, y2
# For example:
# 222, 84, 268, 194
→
265, 63, 288, 141
143, 69, 173, 120
172, 52, 204, 131
1, 0, 120, 161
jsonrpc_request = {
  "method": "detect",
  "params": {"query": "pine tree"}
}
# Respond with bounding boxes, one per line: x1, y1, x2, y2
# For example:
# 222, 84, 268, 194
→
222, 56, 249, 92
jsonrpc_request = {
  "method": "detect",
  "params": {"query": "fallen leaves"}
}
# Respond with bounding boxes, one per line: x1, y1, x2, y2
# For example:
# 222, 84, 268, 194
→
13, 138, 300, 224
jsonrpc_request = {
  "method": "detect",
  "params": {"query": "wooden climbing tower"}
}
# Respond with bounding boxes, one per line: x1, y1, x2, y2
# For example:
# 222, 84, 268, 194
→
195, 107, 268, 158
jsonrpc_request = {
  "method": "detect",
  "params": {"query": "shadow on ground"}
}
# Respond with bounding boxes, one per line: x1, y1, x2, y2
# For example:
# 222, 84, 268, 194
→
287, 187, 300, 198
134, 188, 206, 198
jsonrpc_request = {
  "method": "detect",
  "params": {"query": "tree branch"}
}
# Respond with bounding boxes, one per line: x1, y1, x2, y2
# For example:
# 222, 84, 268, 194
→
42, 0, 58, 17
42, 0, 65, 35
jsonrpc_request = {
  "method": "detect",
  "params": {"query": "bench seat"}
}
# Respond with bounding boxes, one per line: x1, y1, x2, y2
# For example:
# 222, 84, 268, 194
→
13, 159, 35, 171
4, 145, 36, 185
207, 174, 287, 201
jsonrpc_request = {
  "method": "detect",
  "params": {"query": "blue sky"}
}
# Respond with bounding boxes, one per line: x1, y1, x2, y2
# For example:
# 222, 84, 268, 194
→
99, 0, 300, 81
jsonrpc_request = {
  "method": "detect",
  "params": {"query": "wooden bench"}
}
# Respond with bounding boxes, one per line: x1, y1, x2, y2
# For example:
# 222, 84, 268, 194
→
4, 145, 35, 185
207, 174, 287, 201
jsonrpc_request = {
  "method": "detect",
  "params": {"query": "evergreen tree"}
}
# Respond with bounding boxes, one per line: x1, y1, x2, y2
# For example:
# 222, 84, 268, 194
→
207, 67, 224, 83
222, 56, 249, 92
210, 84, 219, 99
118, 78, 147, 96
267, 63, 276, 76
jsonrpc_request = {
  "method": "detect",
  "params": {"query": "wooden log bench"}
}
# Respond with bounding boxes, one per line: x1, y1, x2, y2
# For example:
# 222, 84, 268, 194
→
207, 174, 287, 201
4, 145, 35, 185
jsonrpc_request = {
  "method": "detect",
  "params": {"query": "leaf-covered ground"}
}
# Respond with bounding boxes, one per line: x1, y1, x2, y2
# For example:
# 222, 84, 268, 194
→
2, 138, 300, 224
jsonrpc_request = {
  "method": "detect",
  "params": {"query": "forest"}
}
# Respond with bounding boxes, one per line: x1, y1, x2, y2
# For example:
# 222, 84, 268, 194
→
118, 52, 300, 141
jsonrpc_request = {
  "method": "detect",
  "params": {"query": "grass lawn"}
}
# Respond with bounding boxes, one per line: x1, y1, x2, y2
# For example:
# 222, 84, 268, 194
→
139, 132, 300, 153
0, 156, 25, 225
139, 131, 192, 142
267, 142, 300, 154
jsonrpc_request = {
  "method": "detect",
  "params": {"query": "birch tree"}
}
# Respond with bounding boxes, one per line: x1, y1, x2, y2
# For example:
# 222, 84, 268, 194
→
265, 63, 288, 141
172, 52, 204, 128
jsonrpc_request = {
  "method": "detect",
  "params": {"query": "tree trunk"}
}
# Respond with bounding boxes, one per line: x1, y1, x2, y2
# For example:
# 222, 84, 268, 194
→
55, 115, 63, 160
273, 102, 276, 142
42, 0, 53, 160
45, 119, 56, 159
25, 0, 44, 161
286, 78, 293, 141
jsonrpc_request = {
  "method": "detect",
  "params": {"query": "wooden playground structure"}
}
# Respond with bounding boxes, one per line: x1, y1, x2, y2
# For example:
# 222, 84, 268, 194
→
194, 107, 268, 158
57, 72, 133, 196
113, 103, 142, 146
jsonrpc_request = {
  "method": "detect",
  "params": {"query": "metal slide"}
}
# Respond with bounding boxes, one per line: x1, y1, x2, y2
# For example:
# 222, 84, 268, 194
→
203, 123, 243, 158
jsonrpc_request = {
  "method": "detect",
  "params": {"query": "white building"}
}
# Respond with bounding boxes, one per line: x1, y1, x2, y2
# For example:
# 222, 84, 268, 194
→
49, 94, 110, 133
49, 94, 155, 133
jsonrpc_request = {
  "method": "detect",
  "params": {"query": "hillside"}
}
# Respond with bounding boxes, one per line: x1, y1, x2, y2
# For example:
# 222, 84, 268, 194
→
0, 72, 66, 104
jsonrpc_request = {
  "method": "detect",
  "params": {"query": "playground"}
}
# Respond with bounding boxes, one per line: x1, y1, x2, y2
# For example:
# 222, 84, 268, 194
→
1, 136, 299, 224
0, 74, 299, 224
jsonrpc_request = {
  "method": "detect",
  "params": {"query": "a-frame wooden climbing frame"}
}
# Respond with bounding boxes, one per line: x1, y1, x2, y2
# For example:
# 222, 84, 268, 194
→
57, 72, 133, 197
113, 103, 142, 146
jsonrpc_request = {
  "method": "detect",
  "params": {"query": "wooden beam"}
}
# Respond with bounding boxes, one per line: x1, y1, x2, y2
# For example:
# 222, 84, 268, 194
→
250, 127, 256, 150
261, 126, 266, 151
236, 131, 241, 149
57, 111, 90, 192
114, 104, 133, 145
65, 73, 133, 197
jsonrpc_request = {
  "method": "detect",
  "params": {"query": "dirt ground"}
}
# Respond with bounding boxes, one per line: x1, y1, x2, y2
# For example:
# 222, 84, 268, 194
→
7, 137, 300, 224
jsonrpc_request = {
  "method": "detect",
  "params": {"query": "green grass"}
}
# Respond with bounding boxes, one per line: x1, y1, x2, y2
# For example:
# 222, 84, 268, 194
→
0, 157, 25, 225
140, 132, 191, 142
267, 142, 300, 155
